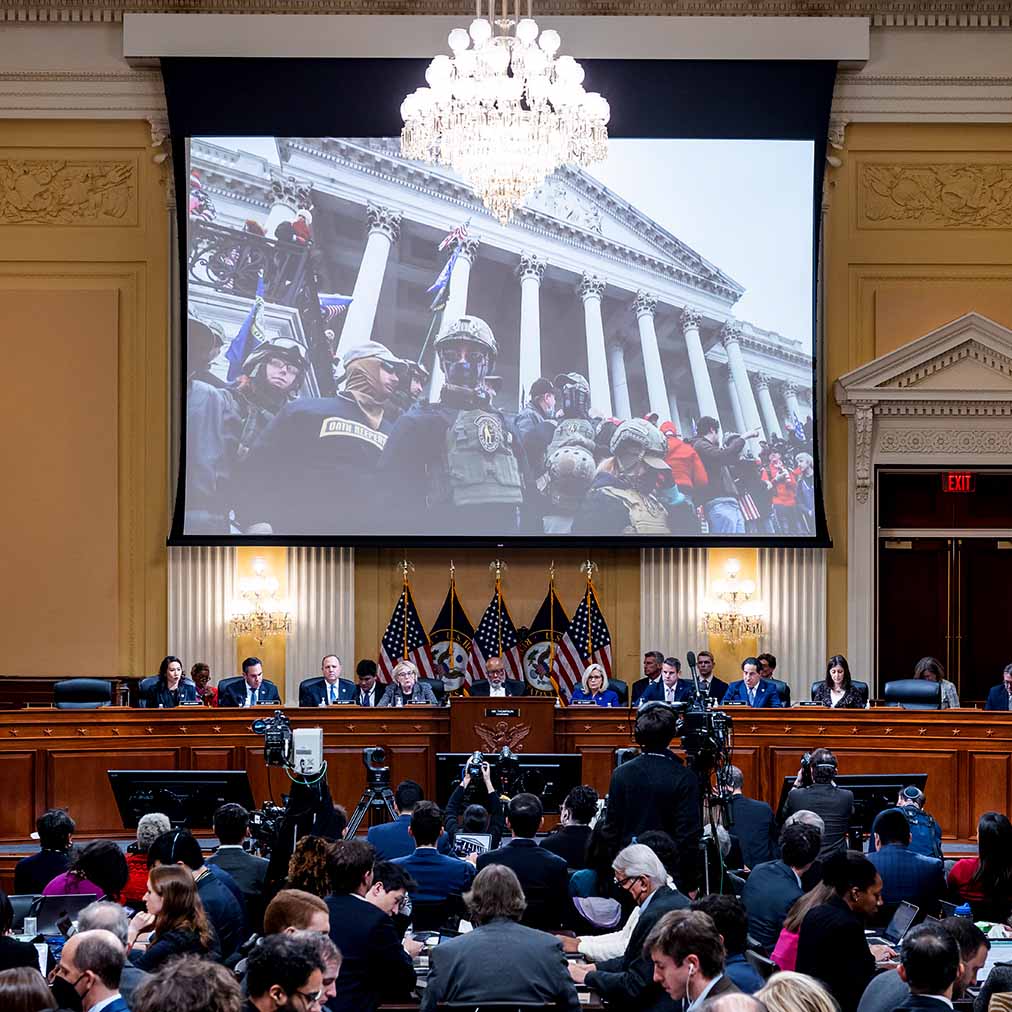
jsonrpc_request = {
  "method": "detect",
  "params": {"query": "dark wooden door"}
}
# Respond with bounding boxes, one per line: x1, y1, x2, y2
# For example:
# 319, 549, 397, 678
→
958, 539, 1012, 704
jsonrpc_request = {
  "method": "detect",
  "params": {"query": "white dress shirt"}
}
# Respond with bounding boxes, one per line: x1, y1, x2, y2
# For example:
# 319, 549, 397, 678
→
489, 684, 506, 698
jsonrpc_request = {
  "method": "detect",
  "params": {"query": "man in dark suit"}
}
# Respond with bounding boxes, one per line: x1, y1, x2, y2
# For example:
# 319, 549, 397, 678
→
245, 933, 326, 1012
15, 808, 74, 894
895, 923, 963, 1012
393, 801, 474, 907
782, 748, 855, 859
742, 821, 822, 949
639, 657, 691, 706
726, 766, 779, 869
984, 664, 1012, 710
367, 780, 424, 859
55, 928, 132, 1012
469, 654, 526, 696
694, 650, 730, 704
217, 656, 283, 708
476, 793, 570, 931
326, 839, 417, 1012
868, 808, 945, 916
721, 657, 783, 707
604, 704, 702, 893
421, 864, 580, 1012
298, 653, 356, 706
207, 803, 269, 928
570, 843, 691, 1012
630, 650, 665, 705
353, 658, 381, 707
540, 785, 597, 869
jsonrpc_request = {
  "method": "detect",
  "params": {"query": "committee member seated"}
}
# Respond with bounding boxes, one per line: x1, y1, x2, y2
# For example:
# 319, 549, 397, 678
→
476, 793, 570, 932
353, 659, 380, 707
393, 801, 474, 908
191, 663, 217, 706
469, 655, 527, 696
571, 663, 621, 706
14, 808, 75, 894
782, 748, 854, 859
722, 657, 783, 708
141, 655, 198, 708
218, 657, 282, 708
630, 650, 665, 705
421, 865, 580, 1012
638, 657, 689, 705
540, 785, 598, 869
867, 786, 943, 859
298, 654, 355, 707
813, 654, 866, 709
244, 933, 325, 1012
867, 808, 944, 916
726, 765, 779, 870
913, 655, 960, 708
377, 660, 437, 706
985, 662, 1012, 710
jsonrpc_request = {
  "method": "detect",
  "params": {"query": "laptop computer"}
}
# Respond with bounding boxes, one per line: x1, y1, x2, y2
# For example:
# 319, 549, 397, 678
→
866, 900, 919, 947
939, 900, 958, 918
7, 895, 38, 932
34, 894, 99, 935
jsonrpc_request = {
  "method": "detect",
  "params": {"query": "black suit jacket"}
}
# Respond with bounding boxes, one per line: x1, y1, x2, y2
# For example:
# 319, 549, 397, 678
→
783, 783, 855, 859
631, 676, 658, 704
298, 676, 356, 707
217, 678, 283, 708
470, 679, 527, 696
539, 824, 593, 870
326, 893, 416, 1012
206, 847, 268, 900
586, 885, 690, 1012
353, 684, 381, 707
741, 859, 802, 950
796, 894, 875, 1012
14, 849, 69, 895
139, 678, 199, 708
605, 751, 702, 892
727, 793, 779, 869
476, 838, 571, 931
895, 997, 953, 1012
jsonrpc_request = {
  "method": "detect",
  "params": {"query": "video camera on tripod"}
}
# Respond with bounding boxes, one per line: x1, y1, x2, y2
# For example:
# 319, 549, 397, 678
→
251, 711, 324, 776
345, 746, 398, 838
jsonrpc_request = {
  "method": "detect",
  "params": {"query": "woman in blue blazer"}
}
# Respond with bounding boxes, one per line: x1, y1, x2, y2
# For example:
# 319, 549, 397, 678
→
570, 663, 620, 707
140, 656, 198, 709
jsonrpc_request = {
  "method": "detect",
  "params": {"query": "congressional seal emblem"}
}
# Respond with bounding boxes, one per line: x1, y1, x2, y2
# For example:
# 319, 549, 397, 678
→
475, 413, 503, 453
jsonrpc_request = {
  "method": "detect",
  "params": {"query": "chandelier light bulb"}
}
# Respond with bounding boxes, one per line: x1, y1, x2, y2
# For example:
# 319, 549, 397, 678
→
724, 558, 741, 578
515, 17, 539, 43
448, 27, 471, 53
538, 28, 561, 54
469, 17, 493, 43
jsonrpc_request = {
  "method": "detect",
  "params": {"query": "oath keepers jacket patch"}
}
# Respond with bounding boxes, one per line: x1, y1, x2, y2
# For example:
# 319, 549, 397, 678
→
318, 416, 388, 450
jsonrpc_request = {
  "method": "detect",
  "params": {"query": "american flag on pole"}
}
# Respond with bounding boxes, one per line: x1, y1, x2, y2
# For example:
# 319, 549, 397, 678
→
555, 579, 613, 702
378, 581, 435, 684
437, 219, 470, 252
466, 580, 524, 688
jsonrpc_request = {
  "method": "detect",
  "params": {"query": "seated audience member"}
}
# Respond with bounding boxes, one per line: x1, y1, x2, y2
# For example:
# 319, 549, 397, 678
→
15, 808, 75, 895
569, 821, 635, 923
985, 663, 1012, 711
758, 971, 839, 1012
421, 865, 580, 1012
913, 655, 959, 709
243, 933, 325, 1012
217, 657, 282, 708
393, 802, 474, 909
706, 997, 768, 1012
782, 749, 854, 859
44, 839, 128, 902
148, 829, 246, 962
894, 922, 962, 1011
540, 785, 598, 869
293, 930, 340, 1009
469, 654, 527, 697
367, 780, 424, 859
131, 955, 241, 1012
770, 881, 833, 973
783, 810, 827, 891
796, 851, 891, 1012
123, 813, 171, 906
858, 916, 988, 1012
0, 890, 44, 972
571, 662, 620, 706
127, 864, 217, 970
813, 654, 866, 709
569, 844, 690, 1009
721, 657, 783, 708
643, 908, 741, 1007
742, 821, 822, 951
476, 793, 571, 931
948, 810, 1012, 922
378, 660, 437, 707
867, 807, 944, 916
0, 967, 53, 1012
444, 759, 505, 850
287, 836, 335, 898
298, 654, 355, 707
207, 804, 269, 925
263, 889, 329, 936
191, 662, 218, 707
867, 786, 943, 859
78, 900, 150, 1005
352, 659, 380, 707
692, 894, 763, 994
142, 655, 197, 708
638, 656, 688, 706
49, 928, 127, 1012
364, 861, 417, 920
726, 765, 779, 870
325, 840, 416, 1012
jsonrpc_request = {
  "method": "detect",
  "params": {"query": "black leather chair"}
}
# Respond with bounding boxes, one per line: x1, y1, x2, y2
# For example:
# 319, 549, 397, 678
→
769, 678, 791, 707
883, 678, 942, 710
53, 678, 113, 710
745, 950, 777, 981
217, 676, 244, 703
421, 677, 447, 706
809, 679, 870, 704
608, 678, 629, 705
136, 675, 159, 707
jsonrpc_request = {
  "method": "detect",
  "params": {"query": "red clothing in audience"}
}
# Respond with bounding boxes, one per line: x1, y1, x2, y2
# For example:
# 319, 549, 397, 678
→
948, 857, 986, 903
122, 851, 150, 906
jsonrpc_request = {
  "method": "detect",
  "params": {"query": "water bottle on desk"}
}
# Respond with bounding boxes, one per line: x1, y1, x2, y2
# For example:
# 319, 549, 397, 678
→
955, 902, 973, 918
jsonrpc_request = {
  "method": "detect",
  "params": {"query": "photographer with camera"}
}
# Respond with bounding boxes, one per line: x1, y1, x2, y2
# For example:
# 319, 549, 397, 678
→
782, 748, 855, 859
444, 755, 505, 851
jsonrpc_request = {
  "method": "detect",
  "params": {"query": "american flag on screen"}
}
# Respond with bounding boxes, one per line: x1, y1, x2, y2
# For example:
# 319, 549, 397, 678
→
378, 581, 435, 684
555, 581, 613, 702
466, 583, 524, 688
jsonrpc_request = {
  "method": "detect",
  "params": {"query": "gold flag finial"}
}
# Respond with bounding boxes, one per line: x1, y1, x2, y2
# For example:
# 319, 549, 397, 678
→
398, 557, 414, 583
580, 558, 598, 580
549, 560, 556, 583
449, 559, 455, 580
488, 558, 507, 582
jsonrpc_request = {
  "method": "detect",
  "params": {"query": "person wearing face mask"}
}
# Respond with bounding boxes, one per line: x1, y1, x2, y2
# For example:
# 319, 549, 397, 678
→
48, 928, 130, 1012
514, 376, 557, 471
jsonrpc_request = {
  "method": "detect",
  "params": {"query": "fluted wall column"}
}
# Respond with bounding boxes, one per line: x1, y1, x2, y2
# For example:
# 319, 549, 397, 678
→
680, 307, 720, 424
608, 339, 632, 419
726, 369, 745, 434
336, 202, 402, 358
517, 252, 546, 410
755, 373, 783, 440
286, 547, 355, 706
578, 273, 612, 416
721, 320, 765, 448
784, 382, 803, 426
633, 290, 670, 422
429, 237, 480, 402
168, 546, 237, 683
640, 547, 709, 658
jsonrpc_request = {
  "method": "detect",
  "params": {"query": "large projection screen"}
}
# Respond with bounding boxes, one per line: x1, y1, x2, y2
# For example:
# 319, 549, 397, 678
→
166, 58, 835, 547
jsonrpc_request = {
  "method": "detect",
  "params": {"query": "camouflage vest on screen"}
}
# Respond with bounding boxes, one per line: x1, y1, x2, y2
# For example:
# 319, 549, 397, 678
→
443, 408, 523, 507
598, 486, 671, 535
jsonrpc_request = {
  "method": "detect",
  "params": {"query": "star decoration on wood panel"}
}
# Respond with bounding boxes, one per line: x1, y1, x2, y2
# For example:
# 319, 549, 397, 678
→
7, 729, 17, 737
584, 725, 593, 732
817, 726, 827, 734
952, 728, 961, 736
987, 729, 995, 737
783, 725, 792, 734
884, 728, 894, 735
76, 728, 88, 735
918, 728, 927, 735
43, 729, 53, 736
213, 726, 221, 734
145, 727, 154, 735
179, 726, 188, 734
851, 727, 859, 734
111, 728, 120, 736
346, 724, 356, 732
750, 725, 759, 733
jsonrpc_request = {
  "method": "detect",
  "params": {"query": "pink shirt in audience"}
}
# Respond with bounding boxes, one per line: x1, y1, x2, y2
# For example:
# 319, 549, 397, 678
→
771, 927, 800, 972
42, 871, 103, 898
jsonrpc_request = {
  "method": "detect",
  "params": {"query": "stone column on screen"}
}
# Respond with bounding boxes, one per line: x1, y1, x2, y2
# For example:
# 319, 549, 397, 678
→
632, 291, 670, 422
516, 252, 546, 411
607, 338, 632, 420
578, 273, 612, 417
726, 369, 746, 434
679, 306, 720, 424
721, 320, 766, 450
784, 381, 803, 425
335, 202, 402, 359
429, 236, 480, 403
667, 389, 682, 433
755, 373, 784, 440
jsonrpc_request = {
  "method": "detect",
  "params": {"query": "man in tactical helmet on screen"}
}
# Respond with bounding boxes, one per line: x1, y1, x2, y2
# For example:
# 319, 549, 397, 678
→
377, 315, 529, 535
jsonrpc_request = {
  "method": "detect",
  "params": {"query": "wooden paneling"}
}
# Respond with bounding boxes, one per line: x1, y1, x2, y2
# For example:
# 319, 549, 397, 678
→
191, 748, 233, 770
0, 752, 36, 840
967, 752, 1011, 827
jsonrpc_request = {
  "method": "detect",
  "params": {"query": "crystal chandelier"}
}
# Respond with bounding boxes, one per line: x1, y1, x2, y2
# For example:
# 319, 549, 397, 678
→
229, 556, 292, 646
702, 558, 766, 646
400, 1, 610, 224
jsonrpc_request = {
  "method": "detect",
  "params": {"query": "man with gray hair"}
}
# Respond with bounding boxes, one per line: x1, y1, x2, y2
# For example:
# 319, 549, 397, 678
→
725, 766, 778, 870
78, 901, 149, 1006
569, 843, 689, 1010
50, 928, 128, 1012
783, 809, 826, 890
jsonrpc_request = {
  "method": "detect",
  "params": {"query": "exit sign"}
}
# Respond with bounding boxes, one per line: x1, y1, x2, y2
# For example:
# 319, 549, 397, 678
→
942, 471, 976, 493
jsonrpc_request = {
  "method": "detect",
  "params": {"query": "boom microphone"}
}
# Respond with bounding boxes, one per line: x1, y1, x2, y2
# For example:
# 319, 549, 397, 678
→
686, 651, 697, 672
686, 651, 703, 708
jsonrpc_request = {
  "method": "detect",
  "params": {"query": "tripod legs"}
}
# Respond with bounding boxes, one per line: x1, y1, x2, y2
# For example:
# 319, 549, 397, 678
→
345, 786, 399, 838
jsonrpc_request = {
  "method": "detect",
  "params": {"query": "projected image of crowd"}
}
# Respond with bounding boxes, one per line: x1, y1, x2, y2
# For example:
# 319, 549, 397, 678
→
183, 137, 816, 539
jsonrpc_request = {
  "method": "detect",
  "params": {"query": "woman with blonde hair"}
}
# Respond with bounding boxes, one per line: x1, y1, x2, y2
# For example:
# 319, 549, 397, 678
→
757, 971, 840, 1012
770, 881, 834, 972
570, 663, 620, 707
378, 660, 438, 706
127, 864, 216, 970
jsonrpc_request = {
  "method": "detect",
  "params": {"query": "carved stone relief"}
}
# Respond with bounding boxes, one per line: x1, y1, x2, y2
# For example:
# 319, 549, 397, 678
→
0, 158, 136, 225
878, 428, 1012, 454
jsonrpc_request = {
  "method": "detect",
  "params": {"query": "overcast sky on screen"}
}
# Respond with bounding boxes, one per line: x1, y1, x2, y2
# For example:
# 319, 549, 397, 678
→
199, 136, 813, 348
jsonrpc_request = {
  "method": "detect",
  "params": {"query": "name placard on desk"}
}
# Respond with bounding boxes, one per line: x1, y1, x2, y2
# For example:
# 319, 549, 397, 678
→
485, 707, 520, 717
